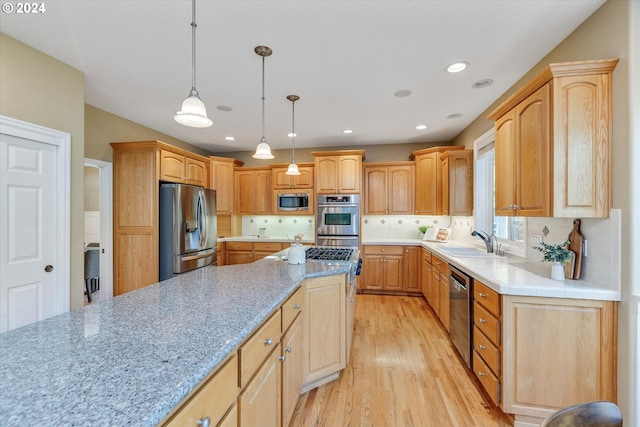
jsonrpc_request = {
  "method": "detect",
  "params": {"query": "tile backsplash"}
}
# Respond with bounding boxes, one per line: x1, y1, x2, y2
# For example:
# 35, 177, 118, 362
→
362, 215, 477, 245
241, 215, 315, 240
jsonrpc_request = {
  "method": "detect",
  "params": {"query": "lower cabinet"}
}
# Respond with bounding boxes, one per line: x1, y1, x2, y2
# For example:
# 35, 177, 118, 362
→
431, 255, 450, 331
403, 246, 422, 293
281, 314, 303, 427
225, 241, 286, 265
420, 248, 432, 303
239, 345, 281, 427
361, 245, 422, 294
302, 275, 347, 391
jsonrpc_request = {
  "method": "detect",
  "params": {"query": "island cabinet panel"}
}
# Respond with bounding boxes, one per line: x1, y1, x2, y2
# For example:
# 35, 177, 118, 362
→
239, 310, 282, 388
239, 344, 281, 427
164, 354, 239, 427
281, 314, 303, 427
488, 59, 618, 218
302, 275, 346, 389
502, 295, 617, 421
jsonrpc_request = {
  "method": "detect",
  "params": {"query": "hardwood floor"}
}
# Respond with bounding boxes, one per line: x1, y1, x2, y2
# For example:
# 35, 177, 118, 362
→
289, 294, 513, 427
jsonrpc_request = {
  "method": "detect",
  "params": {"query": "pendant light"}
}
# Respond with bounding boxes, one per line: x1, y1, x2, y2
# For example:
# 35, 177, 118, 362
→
174, 0, 213, 128
252, 45, 275, 159
285, 95, 301, 175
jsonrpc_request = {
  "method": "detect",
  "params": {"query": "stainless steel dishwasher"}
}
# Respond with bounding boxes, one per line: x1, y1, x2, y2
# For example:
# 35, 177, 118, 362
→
449, 265, 473, 368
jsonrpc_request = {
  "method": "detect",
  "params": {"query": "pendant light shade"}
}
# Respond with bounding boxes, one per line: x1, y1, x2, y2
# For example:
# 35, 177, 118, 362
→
285, 94, 301, 176
174, 0, 212, 128
253, 46, 275, 160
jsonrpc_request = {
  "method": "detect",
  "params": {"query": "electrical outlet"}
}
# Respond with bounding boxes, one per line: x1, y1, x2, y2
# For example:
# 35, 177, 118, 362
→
583, 239, 588, 257
531, 233, 543, 247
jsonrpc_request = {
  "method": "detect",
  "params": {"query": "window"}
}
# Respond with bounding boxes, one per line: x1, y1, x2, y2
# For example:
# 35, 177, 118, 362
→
474, 129, 526, 257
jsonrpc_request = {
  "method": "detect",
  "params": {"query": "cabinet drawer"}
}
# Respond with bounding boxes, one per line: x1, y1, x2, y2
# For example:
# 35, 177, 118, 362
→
431, 255, 448, 273
422, 249, 432, 263
226, 241, 253, 251
474, 302, 500, 344
165, 354, 238, 426
253, 241, 283, 252
473, 350, 500, 406
363, 245, 403, 255
282, 287, 303, 332
473, 326, 500, 376
474, 280, 500, 317
239, 310, 282, 387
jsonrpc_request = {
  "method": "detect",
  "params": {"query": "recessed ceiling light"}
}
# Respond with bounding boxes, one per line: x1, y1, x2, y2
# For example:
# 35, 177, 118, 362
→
472, 79, 494, 89
447, 113, 463, 119
342, 129, 353, 134
446, 61, 469, 73
416, 125, 428, 130
225, 136, 235, 141
217, 105, 233, 112
394, 90, 412, 97
287, 132, 297, 137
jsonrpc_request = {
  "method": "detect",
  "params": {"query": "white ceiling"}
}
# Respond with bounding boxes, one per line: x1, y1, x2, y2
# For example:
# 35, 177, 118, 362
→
0, 0, 605, 154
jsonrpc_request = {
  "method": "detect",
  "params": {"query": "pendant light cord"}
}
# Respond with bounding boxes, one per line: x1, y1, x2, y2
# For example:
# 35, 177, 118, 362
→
191, 0, 197, 91
261, 55, 266, 141
291, 99, 296, 161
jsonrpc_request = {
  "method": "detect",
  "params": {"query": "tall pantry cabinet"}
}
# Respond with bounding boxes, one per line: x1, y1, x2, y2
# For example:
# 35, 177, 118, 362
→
488, 59, 618, 218
111, 141, 211, 296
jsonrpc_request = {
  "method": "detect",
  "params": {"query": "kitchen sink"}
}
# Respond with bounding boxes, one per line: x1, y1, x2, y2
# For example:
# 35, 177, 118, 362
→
438, 247, 503, 258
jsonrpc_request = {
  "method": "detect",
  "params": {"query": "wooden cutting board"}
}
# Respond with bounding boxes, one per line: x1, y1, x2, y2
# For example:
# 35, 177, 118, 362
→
567, 219, 584, 279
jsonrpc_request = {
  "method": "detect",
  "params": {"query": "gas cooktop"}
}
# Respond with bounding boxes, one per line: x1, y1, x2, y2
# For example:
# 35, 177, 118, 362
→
305, 247, 354, 261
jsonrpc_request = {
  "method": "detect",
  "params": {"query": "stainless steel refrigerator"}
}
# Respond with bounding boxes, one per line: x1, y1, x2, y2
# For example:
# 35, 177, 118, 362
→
159, 183, 217, 281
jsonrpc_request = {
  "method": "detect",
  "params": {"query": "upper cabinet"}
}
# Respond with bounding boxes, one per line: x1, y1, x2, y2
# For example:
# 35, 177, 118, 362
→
410, 146, 466, 215
488, 59, 618, 218
160, 149, 208, 188
312, 150, 365, 194
235, 167, 272, 215
363, 162, 414, 215
441, 150, 473, 216
272, 163, 314, 189
210, 156, 244, 215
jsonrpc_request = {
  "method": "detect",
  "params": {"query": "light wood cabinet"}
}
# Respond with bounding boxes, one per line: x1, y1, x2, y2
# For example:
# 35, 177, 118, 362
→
502, 295, 617, 423
111, 141, 211, 296
312, 150, 365, 194
160, 149, 208, 187
488, 59, 618, 218
421, 248, 433, 304
431, 255, 449, 331
402, 246, 422, 293
473, 280, 502, 406
239, 344, 281, 427
272, 163, 314, 189
361, 245, 404, 292
210, 156, 243, 215
410, 146, 464, 215
225, 241, 285, 265
235, 167, 273, 215
302, 275, 346, 390
363, 162, 414, 215
163, 354, 239, 427
281, 313, 302, 427
441, 150, 473, 216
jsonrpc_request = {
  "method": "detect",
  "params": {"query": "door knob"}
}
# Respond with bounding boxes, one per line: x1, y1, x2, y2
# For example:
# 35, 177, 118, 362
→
44, 265, 53, 273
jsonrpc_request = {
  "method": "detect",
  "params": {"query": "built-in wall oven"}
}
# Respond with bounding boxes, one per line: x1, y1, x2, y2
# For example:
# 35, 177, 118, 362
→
450, 264, 473, 369
316, 194, 360, 247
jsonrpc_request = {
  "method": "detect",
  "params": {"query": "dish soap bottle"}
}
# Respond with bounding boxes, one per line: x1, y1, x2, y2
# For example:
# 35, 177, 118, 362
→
288, 234, 306, 265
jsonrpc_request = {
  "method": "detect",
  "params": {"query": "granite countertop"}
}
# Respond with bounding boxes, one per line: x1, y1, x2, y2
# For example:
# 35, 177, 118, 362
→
362, 238, 620, 301
0, 254, 351, 426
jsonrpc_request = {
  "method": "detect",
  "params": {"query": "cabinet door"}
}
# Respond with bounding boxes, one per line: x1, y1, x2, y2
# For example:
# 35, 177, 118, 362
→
382, 255, 403, 291
438, 272, 450, 332
441, 157, 450, 215
226, 251, 252, 265
185, 157, 207, 187
273, 167, 294, 189
315, 157, 338, 194
495, 111, 517, 216
431, 269, 440, 317
235, 170, 255, 214
414, 153, 438, 215
160, 150, 186, 183
254, 170, 272, 214
239, 346, 281, 427
294, 167, 314, 188
363, 166, 387, 214
337, 155, 362, 193
388, 165, 413, 215
421, 249, 432, 302
516, 84, 551, 217
403, 246, 421, 292
361, 255, 384, 290
447, 152, 473, 216
211, 160, 235, 214
281, 314, 302, 427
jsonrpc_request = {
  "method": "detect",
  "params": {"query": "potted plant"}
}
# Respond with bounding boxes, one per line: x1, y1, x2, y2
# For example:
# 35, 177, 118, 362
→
533, 240, 571, 280
418, 225, 429, 239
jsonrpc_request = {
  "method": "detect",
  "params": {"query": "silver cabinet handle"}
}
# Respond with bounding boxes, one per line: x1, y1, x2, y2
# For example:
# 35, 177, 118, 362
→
279, 355, 286, 361
197, 417, 211, 427
264, 338, 273, 345
479, 345, 486, 350
477, 371, 485, 377
293, 303, 301, 310
478, 292, 487, 298
285, 346, 292, 353
479, 318, 486, 324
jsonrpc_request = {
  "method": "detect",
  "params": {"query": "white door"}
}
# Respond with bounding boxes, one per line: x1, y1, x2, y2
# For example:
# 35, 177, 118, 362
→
0, 116, 70, 332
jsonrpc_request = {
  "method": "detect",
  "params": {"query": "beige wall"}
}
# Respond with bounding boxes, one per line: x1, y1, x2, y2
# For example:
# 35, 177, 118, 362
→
85, 104, 212, 162
450, 0, 634, 422
84, 166, 100, 211
0, 33, 86, 310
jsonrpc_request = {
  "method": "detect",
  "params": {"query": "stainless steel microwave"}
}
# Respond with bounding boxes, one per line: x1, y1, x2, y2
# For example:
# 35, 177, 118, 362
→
277, 192, 310, 212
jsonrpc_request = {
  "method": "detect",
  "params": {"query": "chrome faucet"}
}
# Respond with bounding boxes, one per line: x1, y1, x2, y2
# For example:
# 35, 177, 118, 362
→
471, 229, 494, 253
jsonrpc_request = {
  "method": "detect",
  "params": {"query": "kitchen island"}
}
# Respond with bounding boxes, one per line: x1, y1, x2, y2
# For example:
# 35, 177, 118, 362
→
0, 253, 352, 426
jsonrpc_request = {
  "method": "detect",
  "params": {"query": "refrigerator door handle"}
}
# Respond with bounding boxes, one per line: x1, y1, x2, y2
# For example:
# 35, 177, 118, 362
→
198, 191, 206, 249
